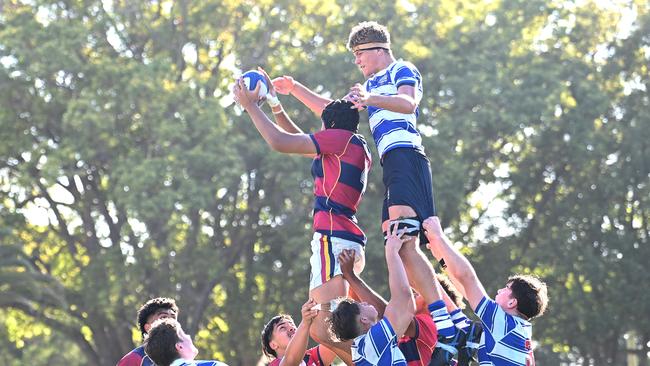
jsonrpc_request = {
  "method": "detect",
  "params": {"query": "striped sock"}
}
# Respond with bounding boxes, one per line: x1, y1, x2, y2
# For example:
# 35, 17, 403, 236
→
428, 300, 456, 339
450, 308, 471, 333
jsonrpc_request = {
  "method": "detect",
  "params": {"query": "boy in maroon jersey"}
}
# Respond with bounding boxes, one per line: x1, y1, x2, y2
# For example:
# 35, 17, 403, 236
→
262, 299, 337, 366
234, 70, 371, 364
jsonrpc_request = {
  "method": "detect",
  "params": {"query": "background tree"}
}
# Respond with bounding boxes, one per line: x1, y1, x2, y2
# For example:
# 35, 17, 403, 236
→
0, 0, 648, 365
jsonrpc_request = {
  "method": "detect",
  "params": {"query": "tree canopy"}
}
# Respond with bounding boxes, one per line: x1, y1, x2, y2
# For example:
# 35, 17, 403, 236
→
1, 1, 648, 365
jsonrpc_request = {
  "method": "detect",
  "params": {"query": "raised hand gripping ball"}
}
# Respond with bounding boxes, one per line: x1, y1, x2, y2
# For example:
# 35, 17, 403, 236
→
242, 70, 269, 99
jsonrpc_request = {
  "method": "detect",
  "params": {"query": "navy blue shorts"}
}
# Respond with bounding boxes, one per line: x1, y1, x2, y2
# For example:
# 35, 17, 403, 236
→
381, 148, 436, 244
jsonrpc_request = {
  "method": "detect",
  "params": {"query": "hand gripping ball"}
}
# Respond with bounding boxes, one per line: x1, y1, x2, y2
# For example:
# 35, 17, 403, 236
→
242, 70, 269, 99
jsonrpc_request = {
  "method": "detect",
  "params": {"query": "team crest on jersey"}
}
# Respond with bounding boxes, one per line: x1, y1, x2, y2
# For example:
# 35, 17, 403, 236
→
377, 73, 389, 85
525, 339, 532, 350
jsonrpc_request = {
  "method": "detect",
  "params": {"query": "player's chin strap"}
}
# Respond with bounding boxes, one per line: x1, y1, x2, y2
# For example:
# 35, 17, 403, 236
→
383, 217, 420, 244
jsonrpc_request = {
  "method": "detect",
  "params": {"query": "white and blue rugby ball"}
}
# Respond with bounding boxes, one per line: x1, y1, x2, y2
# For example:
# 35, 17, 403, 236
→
242, 70, 269, 99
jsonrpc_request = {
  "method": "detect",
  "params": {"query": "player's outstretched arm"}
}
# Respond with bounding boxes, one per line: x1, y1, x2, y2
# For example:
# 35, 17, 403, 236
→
383, 224, 416, 337
423, 217, 487, 310
272, 76, 333, 117
257, 68, 304, 135
279, 299, 318, 366
233, 78, 316, 155
339, 249, 388, 317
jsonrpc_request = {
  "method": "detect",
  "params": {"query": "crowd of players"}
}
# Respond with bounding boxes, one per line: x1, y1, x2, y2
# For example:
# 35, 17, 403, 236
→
116, 21, 548, 366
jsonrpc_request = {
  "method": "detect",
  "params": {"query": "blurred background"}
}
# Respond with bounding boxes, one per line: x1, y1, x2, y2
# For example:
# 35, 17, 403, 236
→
0, 0, 648, 365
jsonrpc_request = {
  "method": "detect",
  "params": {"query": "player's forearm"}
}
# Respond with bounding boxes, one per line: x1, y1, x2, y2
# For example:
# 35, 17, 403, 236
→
271, 104, 304, 134
367, 93, 417, 114
385, 249, 413, 306
346, 273, 388, 316
244, 105, 294, 152
290, 81, 332, 116
279, 321, 311, 366
426, 232, 477, 289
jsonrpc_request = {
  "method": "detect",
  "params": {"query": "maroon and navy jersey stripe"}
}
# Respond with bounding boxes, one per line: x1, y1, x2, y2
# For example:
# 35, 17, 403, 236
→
398, 314, 438, 366
309, 129, 371, 245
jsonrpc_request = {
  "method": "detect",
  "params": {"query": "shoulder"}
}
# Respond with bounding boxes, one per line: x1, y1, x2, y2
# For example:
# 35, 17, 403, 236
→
116, 347, 144, 366
374, 317, 397, 339
391, 60, 419, 74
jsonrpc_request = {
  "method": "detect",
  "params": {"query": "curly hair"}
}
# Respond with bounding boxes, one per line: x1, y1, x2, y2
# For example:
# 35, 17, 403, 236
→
261, 314, 294, 358
507, 274, 548, 320
144, 319, 181, 366
330, 298, 363, 341
137, 297, 178, 338
347, 21, 391, 50
437, 273, 465, 309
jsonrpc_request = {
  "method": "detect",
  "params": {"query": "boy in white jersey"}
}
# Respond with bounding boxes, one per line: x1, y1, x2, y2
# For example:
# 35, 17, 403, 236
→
273, 21, 457, 361
144, 319, 228, 366
423, 217, 549, 366
329, 223, 414, 366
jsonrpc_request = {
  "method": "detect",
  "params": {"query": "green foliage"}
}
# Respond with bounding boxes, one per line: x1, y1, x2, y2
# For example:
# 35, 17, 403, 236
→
0, 0, 648, 365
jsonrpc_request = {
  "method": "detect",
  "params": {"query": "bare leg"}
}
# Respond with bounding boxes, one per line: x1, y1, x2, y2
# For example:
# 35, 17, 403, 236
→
384, 205, 445, 305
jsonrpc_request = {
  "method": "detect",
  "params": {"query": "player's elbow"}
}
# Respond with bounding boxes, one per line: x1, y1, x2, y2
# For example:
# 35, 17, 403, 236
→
404, 100, 417, 114
267, 135, 287, 152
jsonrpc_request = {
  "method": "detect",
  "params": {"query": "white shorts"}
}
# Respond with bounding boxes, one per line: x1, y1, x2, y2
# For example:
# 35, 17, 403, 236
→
309, 232, 365, 291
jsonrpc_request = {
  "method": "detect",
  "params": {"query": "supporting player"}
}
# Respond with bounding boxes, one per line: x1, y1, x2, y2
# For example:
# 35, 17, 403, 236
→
329, 223, 414, 366
116, 297, 178, 366
261, 299, 337, 366
423, 216, 548, 366
144, 319, 228, 366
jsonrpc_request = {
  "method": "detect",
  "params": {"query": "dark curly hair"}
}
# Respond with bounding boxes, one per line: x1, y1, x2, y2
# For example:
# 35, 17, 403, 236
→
330, 298, 362, 341
437, 273, 465, 309
321, 99, 359, 132
137, 297, 178, 338
144, 319, 181, 366
261, 314, 294, 358
347, 21, 391, 50
507, 275, 548, 320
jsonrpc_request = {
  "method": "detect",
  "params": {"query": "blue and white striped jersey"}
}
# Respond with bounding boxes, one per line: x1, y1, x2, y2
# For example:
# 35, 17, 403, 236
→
352, 318, 407, 366
475, 296, 534, 366
363, 60, 424, 158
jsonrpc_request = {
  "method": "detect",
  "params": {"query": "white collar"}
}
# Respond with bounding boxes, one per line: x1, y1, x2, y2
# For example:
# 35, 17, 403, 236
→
170, 359, 193, 366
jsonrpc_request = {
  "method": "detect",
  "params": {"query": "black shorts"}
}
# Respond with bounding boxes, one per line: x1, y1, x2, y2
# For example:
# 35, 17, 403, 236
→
381, 148, 436, 244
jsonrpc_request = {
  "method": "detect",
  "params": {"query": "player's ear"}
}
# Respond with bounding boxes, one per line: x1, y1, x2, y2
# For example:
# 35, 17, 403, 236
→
270, 340, 279, 352
507, 298, 518, 310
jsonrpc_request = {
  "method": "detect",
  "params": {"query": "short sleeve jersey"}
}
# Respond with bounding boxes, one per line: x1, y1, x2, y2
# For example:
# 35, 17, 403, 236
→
352, 318, 407, 366
363, 60, 424, 158
116, 345, 153, 366
475, 296, 534, 366
268, 346, 325, 366
397, 314, 438, 366
309, 129, 372, 245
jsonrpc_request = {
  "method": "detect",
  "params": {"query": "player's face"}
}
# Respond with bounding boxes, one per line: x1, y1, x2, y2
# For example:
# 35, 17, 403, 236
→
175, 326, 199, 360
358, 301, 379, 324
272, 320, 297, 349
145, 308, 177, 333
353, 49, 382, 78
495, 282, 515, 309
412, 289, 427, 313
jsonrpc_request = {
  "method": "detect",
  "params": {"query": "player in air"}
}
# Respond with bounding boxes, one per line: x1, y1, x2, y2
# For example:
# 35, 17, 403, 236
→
233, 68, 371, 364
